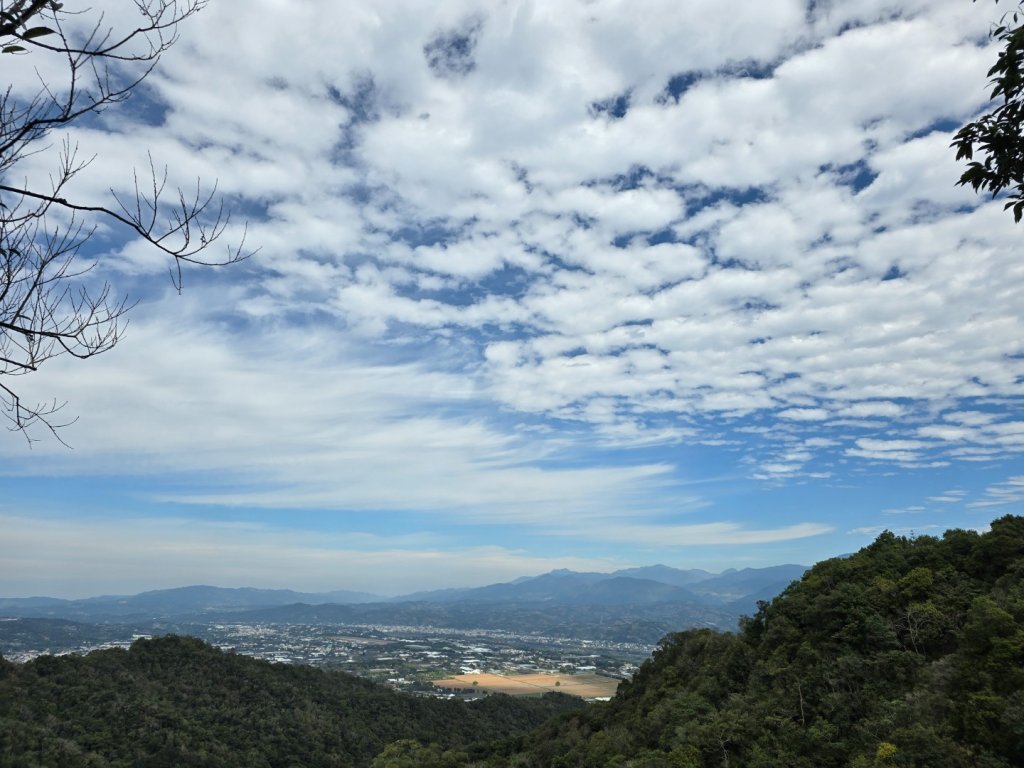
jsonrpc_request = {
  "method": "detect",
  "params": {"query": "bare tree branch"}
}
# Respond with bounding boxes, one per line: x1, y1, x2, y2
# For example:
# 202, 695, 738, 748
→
0, 1, 253, 443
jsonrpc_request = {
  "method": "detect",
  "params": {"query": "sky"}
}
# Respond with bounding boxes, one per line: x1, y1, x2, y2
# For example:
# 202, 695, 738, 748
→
1, 0, 1022, 598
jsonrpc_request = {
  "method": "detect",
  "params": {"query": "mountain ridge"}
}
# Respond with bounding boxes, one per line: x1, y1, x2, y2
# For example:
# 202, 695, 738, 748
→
0, 563, 807, 622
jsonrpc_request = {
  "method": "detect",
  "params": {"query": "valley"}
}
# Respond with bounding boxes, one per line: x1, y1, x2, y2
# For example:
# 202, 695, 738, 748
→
0, 561, 805, 697
0, 617, 644, 699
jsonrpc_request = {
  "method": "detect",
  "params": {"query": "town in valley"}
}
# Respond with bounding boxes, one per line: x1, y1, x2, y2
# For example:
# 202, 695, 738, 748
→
0, 618, 646, 701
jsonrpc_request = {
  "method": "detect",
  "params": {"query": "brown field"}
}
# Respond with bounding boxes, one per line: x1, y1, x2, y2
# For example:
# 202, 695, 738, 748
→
432, 672, 620, 699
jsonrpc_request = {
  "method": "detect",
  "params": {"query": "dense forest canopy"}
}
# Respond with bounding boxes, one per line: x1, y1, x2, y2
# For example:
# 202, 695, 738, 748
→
0, 634, 582, 767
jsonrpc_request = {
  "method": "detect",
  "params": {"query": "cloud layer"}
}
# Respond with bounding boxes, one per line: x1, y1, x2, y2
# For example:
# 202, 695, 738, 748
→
1, 0, 1021, 593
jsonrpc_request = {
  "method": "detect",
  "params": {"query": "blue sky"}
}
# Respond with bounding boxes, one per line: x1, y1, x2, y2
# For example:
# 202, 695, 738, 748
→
1, 0, 1022, 597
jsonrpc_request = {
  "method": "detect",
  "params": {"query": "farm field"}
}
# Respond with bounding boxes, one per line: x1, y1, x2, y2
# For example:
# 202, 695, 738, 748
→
432, 672, 620, 699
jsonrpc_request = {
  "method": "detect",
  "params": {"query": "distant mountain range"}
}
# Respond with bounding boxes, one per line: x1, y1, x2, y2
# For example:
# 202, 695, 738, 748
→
0, 564, 807, 641
397, 563, 806, 612
0, 585, 381, 620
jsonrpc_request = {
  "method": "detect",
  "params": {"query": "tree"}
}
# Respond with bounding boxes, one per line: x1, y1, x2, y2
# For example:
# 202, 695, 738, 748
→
952, 1, 1024, 221
371, 740, 469, 768
0, 1, 248, 443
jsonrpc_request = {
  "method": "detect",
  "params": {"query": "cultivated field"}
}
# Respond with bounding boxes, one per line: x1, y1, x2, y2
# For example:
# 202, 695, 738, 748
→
432, 672, 620, 699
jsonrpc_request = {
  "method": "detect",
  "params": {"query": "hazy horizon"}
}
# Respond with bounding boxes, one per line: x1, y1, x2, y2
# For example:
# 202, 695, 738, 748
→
2, 557, 817, 601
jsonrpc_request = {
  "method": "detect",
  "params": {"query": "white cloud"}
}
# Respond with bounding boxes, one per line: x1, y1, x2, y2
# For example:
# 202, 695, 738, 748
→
840, 402, 905, 419
968, 476, 1024, 509
572, 521, 833, 547
883, 506, 926, 515
0, 304, 685, 525
944, 411, 998, 426
917, 425, 977, 442
778, 408, 831, 422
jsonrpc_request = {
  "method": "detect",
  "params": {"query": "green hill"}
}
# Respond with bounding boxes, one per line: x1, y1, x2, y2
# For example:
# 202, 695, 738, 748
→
453, 515, 1024, 767
0, 634, 583, 768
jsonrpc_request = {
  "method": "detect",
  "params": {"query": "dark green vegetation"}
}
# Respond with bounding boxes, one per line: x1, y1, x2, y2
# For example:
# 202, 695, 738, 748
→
0, 618, 128, 655
0, 635, 583, 768
953, 0, 1024, 220
443, 515, 1024, 767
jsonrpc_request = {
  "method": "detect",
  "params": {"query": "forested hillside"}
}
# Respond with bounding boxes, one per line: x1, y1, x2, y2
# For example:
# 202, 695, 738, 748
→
447, 515, 1024, 767
0, 635, 582, 768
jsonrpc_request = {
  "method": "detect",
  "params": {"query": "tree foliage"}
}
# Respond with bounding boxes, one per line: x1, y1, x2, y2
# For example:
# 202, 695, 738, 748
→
953, 0, 1024, 221
0, 1, 249, 442
0, 634, 583, 767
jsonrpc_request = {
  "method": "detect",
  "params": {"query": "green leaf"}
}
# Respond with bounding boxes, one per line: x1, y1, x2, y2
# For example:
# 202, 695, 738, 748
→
22, 26, 55, 40
2, 44, 26, 54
